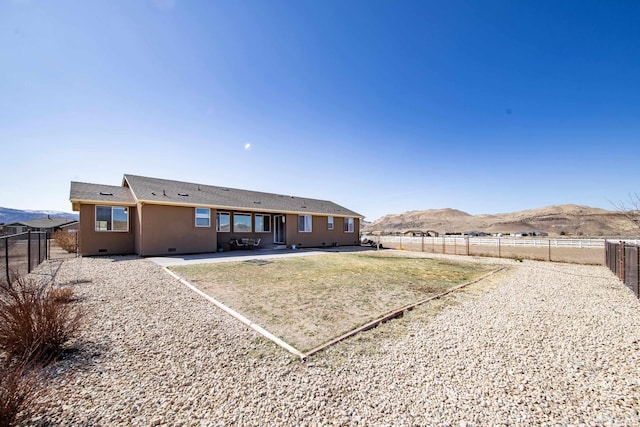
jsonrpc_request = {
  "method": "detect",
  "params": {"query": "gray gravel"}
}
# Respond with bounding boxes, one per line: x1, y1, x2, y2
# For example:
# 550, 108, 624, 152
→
27, 253, 640, 426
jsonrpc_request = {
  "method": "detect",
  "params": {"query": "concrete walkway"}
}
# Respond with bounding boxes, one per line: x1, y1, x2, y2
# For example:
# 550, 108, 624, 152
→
146, 246, 377, 267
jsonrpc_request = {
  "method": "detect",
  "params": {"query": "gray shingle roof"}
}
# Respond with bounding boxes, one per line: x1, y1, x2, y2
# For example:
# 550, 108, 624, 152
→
69, 175, 362, 218
70, 182, 136, 205
123, 174, 362, 217
20, 217, 78, 229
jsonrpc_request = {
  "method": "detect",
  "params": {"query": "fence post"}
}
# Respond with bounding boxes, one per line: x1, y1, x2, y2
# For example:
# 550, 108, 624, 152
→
619, 242, 625, 282
498, 238, 501, 258
4, 237, 9, 284
421, 234, 424, 252
27, 230, 32, 274
466, 237, 470, 256
548, 239, 551, 261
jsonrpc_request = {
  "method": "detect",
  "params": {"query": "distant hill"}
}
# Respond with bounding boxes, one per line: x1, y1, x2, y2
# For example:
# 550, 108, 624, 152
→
364, 204, 639, 237
0, 207, 78, 225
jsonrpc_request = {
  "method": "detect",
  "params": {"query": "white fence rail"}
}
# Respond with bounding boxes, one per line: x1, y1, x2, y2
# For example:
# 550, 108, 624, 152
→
363, 236, 640, 249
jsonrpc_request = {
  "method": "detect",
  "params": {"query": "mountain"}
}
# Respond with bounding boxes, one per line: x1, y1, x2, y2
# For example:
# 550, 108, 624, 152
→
0, 207, 78, 225
364, 204, 639, 237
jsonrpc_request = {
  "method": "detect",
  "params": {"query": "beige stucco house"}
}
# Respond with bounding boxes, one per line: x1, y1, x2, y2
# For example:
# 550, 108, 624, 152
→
69, 174, 363, 256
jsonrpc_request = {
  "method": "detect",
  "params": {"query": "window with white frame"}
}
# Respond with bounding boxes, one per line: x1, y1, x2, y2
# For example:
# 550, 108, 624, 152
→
96, 206, 129, 232
233, 213, 252, 232
298, 215, 312, 232
195, 208, 210, 227
216, 212, 230, 232
255, 214, 271, 232
327, 216, 334, 230
344, 217, 354, 233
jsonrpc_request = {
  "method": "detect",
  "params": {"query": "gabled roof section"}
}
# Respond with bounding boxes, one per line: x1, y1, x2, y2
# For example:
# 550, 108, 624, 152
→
123, 174, 363, 218
70, 182, 136, 205
19, 217, 78, 229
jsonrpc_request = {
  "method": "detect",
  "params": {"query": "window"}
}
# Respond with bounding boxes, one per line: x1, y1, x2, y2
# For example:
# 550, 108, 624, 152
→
255, 214, 271, 233
344, 217, 354, 233
96, 206, 128, 232
195, 208, 210, 227
216, 212, 230, 232
298, 215, 312, 232
233, 213, 252, 232
327, 216, 334, 230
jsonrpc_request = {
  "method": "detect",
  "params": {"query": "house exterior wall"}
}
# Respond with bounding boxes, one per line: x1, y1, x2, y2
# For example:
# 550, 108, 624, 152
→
216, 210, 276, 251
139, 204, 217, 256
77, 204, 136, 256
285, 214, 360, 248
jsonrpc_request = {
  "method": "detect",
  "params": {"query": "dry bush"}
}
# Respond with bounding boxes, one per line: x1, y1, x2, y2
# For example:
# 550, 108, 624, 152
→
49, 287, 74, 304
0, 276, 84, 366
52, 230, 77, 253
0, 358, 43, 427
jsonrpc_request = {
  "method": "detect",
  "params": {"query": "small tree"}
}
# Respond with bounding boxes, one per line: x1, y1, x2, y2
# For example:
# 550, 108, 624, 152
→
612, 193, 640, 234
52, 230, 77, 253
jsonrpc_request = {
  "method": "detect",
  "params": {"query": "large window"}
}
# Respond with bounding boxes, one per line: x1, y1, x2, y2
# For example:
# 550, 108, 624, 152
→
233, 213, 252, 232
96, 206, 128, 232
216, 212, 230, 232
255, 214, 271, 233
327, 216, 334, 230
344, 217, 355, 233
195, 208, 210, 227
298, 215, 312, 233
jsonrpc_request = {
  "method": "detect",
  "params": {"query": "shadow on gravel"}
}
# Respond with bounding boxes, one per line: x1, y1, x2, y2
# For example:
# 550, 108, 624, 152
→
44, 339, 112, 380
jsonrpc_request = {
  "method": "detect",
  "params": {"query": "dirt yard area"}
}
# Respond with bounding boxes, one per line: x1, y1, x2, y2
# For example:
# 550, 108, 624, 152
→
169, 252, 498, 351
388, 241, 604, 264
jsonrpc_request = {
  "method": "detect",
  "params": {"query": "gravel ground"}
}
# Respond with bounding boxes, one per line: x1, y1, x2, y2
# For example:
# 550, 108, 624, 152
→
25, 252, 640, 426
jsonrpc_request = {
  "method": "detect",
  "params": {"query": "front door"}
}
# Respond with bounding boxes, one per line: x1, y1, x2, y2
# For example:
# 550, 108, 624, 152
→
274, 215, 285, 244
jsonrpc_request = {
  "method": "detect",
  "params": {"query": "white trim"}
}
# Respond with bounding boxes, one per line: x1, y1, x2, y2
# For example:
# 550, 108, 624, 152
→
216, 212, 230, 232
344, 217, 354, 233
95, 205, 129, 232
233, 212, 253, 233
298, 215, 312, 233
195, 207, 211, 227
255, 214, 271, 233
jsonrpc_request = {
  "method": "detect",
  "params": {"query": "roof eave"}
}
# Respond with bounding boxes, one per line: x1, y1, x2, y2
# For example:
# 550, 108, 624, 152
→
135, 199, 362, 217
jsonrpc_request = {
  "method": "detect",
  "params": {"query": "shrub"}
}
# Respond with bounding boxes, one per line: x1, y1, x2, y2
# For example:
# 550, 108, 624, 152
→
0, 358, 43, 427
0, 276, 84, 365
52, 230, 77, 253
49, 287, 74, 304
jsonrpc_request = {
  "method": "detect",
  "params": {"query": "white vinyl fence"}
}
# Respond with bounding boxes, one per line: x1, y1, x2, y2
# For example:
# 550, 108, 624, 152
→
361, 235, 640, 264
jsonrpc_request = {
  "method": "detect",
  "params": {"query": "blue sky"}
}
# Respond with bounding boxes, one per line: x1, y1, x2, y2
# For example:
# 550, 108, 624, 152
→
2, 0, 639, 221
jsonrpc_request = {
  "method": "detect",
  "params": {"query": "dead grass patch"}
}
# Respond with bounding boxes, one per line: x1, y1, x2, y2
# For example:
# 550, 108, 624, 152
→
170, 252, 498, 352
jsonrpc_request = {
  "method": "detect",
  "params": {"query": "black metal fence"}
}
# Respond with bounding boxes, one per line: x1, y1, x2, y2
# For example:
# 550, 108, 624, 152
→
0, 231, 48, 283
606, 241, 640, 298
